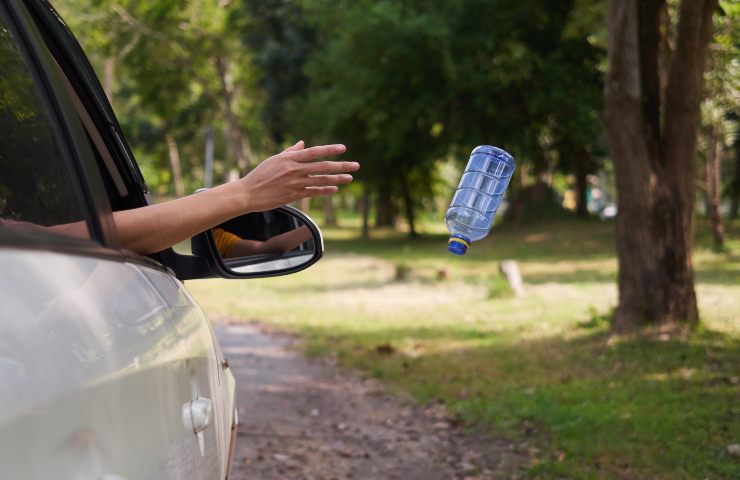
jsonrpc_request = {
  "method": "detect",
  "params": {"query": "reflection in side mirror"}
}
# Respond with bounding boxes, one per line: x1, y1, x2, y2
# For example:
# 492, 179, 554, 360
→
197, 206, 323, 278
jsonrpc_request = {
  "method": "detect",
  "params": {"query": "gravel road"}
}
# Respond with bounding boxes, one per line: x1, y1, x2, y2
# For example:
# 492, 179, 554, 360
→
215, 322, 524, 480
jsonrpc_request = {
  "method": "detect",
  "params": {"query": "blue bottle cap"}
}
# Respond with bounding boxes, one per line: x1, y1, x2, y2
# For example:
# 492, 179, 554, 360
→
448, 235, 471, 255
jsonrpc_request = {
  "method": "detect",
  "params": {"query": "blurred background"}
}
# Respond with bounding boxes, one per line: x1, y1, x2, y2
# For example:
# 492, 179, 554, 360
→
56, 0, 738, 478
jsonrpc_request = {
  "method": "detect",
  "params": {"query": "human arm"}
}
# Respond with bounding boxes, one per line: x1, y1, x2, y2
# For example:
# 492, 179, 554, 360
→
223, 225, 312, 258
113, 141, 357, 254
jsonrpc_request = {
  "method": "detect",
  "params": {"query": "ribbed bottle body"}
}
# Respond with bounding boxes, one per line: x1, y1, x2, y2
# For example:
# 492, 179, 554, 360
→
446, 146, 515, 254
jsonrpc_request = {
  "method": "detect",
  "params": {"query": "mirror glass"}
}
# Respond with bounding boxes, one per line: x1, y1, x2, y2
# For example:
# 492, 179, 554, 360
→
210, 209, 317, 275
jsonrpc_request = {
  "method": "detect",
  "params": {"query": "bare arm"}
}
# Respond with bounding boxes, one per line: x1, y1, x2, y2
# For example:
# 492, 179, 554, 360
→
226, 225, 312, 258
262, 225, 312, 253
114, 141, 358, 254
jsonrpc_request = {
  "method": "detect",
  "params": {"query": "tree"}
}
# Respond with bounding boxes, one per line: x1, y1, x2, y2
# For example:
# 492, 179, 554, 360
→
235, 0, 316, 146
296, 0, 453, 236
604, 0, 718, 331
56, 0, 263, 195
444, 0, 604, 218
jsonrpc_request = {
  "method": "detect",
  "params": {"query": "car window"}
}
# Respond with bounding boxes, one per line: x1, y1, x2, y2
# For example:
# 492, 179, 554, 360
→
0, 14, 89, 239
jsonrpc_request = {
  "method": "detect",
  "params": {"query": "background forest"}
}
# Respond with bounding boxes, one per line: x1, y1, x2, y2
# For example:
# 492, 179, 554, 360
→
55, 0, 738, 240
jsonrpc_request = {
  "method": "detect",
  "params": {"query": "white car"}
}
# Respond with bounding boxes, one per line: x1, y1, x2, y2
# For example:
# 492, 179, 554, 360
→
0, 1, 324, 478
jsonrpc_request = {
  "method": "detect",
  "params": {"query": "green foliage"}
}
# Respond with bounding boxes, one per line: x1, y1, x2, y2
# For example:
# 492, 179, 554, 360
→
702, 1, 740, 200
54, 0, 608, 209
295, 0, 453, 224
233, 0, 316, 145
286, 0, 605, 232
55, 0, 264, 195
51, 0, 735, 223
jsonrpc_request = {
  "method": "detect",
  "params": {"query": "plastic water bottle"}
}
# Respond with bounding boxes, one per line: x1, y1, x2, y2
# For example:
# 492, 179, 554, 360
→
446, 145, 516, 255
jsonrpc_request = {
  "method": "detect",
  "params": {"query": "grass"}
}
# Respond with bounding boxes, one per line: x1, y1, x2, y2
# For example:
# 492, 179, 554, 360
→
187, 216, 740, 479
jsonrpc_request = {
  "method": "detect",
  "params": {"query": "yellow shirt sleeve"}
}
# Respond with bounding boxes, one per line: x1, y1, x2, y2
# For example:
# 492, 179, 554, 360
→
212, 228, 240, 257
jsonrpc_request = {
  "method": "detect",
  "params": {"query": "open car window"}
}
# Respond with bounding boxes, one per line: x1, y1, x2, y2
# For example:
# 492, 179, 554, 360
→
0, 11, 90, 242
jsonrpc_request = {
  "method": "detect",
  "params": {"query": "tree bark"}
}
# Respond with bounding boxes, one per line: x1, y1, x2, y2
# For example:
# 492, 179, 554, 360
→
165, 134, 185, 198
604, 0, 717, 332
705, 125, 724, 248
215, 56, 251, 173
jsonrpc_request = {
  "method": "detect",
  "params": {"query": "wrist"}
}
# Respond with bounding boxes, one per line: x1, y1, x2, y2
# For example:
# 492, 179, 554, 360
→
213, 180, 252, 218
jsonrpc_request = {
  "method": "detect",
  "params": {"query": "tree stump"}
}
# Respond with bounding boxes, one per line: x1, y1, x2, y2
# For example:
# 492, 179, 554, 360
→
499, 260, 525, 297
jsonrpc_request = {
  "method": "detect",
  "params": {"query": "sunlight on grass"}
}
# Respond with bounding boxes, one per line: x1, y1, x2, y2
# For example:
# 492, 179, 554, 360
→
187, 217, 739, 479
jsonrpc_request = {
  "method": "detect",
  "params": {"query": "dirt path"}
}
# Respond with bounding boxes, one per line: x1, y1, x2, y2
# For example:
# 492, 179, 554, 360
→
215, 322, 523, 480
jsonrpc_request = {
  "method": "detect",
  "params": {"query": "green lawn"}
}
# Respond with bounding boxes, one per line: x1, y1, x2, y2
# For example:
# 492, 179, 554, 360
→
187, 217, 740, 479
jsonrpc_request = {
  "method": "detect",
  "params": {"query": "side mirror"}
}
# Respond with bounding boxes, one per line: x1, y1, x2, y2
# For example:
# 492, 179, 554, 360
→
192, 205, 323, 279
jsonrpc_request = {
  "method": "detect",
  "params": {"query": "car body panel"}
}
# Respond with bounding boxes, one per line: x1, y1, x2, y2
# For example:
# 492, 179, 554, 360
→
0, 247, 235, 479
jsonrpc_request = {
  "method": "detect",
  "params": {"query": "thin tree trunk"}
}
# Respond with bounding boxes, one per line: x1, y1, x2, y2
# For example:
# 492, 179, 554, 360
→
705, 125, 725, 248
166, 134, 185, 198
604, 0, 716, 332
215, 56, 251, 173
399, 166, 417, 237
204, 125, 215, 188
361, 186, 370, 239
574, 148, 590, 218
323, 195, 337, 227
241, 136, 253, 170
103, 57, 115, 104
375, 184, 395, 227
299, 197, 310, 212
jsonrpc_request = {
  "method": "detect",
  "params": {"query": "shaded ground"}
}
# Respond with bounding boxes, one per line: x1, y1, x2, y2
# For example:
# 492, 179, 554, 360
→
216, 321, 523, 480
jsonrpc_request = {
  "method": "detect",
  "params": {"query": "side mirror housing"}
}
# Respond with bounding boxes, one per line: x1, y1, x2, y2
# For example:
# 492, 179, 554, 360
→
191, 205, 323, 279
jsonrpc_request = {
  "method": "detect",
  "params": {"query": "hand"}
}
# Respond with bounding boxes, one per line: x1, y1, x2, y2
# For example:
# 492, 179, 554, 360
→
239, 140, 359, 213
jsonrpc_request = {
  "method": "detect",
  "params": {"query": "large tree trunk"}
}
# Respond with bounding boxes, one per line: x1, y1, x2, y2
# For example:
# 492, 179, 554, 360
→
215, 56, 251, 173
165, 134, 185, 198
604, 0, 716, 332
705, 125, 725, 248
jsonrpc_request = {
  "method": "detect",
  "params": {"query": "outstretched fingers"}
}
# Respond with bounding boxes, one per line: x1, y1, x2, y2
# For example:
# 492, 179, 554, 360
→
283, 140, 305, 153
304, 174, 353, 187
287, 144, 346, 162
304, 186, 339, 197
305, 160, 360, 175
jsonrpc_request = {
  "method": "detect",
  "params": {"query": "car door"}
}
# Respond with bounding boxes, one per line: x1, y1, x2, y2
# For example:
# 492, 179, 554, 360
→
0, 2, 233, 478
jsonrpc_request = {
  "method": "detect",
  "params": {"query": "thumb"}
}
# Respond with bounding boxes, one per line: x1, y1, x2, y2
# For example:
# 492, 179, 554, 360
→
283, 140, 305, 152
